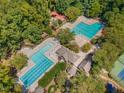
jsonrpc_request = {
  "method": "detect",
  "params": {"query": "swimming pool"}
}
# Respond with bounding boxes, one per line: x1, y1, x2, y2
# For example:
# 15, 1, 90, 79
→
20, 43, 54, 88
71, 22, 103, 39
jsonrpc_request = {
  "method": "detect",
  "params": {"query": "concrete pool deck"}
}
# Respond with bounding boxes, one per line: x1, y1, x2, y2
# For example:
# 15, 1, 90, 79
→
61, 16, 103, 47
17, 37, 96, 92
18, 38, 60, 92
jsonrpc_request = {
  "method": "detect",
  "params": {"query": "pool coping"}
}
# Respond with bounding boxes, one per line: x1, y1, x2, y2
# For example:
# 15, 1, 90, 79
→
61, 16, 103, 40
17, 38, 60, 91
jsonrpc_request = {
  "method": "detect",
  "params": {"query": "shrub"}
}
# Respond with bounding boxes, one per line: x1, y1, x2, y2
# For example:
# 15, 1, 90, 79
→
48, 85, 57, 93
66, 43, 80, 53
38, 62, 66, 88
57, 29, 74, 45
81, 43, 92, 53
10, 54, 28, 70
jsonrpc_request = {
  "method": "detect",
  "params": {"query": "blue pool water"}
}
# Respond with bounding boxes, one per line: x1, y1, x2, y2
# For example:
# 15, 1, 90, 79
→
71, 22, 103, 39
20, 43, 54, 88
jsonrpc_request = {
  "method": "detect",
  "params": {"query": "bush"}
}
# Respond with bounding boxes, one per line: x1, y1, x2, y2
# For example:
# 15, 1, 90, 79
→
66, 43, 80, 53
48, 85, 57, 93
38, 62, 66, 88
10, 54, 28, 70
81, 43, 92, 53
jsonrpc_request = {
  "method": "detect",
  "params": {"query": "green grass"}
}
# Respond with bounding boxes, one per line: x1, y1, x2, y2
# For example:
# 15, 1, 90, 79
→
38, 62, 66, 88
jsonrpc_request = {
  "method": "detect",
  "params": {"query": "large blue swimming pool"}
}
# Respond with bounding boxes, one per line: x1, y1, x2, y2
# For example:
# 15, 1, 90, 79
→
20, 43, 54, 88
71, 22, 103, 39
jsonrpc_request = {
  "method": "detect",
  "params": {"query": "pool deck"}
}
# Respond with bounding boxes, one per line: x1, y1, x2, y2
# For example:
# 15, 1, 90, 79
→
17, 37, 97, 92
18, 38, 61, 92
14, 15, 104, 92
61, 16, 99, 30
61, 16, 103, 47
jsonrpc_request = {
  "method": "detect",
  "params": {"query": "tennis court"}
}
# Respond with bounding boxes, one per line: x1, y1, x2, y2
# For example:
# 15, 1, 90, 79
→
110, 54, 124, 87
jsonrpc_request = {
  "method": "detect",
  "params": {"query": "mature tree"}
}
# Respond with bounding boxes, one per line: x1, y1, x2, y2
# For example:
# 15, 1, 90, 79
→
70, 72, 106, 93
0, 0, 50, 59
64, 6, 81, 21
92, 6, 124, 74
0, 65, 14, 92
93, 42, 120, 72
55, 71, 68, 92
88, 0, 101, 17
22, 24, 42, 44
54, 0, 74, 13
57, 29, 74, 45
74, 2, 84, 13
14, 84, 22, 93
10, 54, 28, 70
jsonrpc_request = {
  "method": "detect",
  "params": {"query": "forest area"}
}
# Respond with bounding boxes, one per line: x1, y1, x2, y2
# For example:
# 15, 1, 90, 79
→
0, 0, 124, 93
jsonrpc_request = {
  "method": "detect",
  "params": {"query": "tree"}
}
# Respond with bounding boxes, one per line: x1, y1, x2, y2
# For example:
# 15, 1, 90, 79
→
57, 29, 74, 45
88, 0, 101, 17
22, 24, 43, 44
10, 53, 28, 70
14, 84, 22, 93
0, 65, 14, 92
55, 71, 68, 92
54, 0, 74, 13
0, 0, 50, 59
93, 42, 120, 72
92, 6, 124, 74
70, 72, 106, 93
64, 6, 81, 21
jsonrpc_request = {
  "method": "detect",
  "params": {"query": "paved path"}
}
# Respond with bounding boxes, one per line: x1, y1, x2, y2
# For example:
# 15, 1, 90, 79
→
100, 74, 124, 92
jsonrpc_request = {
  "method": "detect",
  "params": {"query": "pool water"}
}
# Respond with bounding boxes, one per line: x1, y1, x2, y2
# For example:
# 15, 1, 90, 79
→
20, 43, 54, 88
71, 22, 103, 39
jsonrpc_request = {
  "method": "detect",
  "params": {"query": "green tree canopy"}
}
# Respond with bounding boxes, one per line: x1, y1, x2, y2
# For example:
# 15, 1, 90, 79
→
57, 29, 74, 45
93, 42, 120, 72
0, 0, 50, 59
64, 6, 81, 21
88, 0, 101, 17
0, 65, 14, 92
70, 72, 106, 93
10, 53, 28, 70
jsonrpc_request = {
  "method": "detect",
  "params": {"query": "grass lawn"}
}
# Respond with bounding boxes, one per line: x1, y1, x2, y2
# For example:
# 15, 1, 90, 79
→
38, 62, 66, 88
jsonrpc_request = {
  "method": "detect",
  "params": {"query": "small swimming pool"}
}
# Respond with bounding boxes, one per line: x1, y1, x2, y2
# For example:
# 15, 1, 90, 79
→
71, 22, 103, 39
20, 43, 54, 88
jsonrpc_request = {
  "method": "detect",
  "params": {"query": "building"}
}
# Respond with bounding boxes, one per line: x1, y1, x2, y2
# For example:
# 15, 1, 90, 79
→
78, 53, 93, 75
110, 53, 124, 87
56, 46, 92, 76
56, 46, 80, 64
